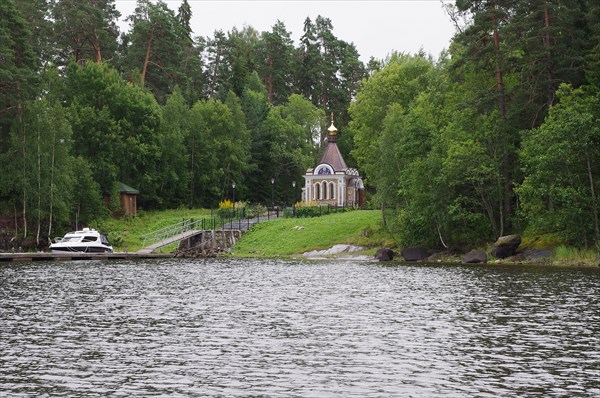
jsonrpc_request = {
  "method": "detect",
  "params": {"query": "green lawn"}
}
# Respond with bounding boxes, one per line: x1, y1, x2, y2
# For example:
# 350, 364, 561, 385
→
231, 210, 394, 257
93, 208, 392, 256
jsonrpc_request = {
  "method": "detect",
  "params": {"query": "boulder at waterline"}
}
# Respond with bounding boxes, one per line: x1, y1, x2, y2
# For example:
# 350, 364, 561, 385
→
491, 235, 522, 259
401, 247, 430, 262
303, 245, 366, 258
462, 249, 488, 264
374, 248, 394, 261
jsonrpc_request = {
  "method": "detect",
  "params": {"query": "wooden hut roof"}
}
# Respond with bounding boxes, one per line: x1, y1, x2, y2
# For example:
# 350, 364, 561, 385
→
119, 182, 139, 194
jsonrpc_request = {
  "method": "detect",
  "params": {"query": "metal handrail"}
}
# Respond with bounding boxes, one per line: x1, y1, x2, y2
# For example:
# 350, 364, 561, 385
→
141, 219, 210, 248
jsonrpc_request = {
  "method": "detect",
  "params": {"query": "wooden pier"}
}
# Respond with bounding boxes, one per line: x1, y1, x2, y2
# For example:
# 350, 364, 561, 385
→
0, 252, 173, 263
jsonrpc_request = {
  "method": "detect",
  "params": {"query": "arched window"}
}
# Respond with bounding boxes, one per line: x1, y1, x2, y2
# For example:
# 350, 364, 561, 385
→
323, 181, 328, 199
320, 181, 326, 200
314, 183, 320, 200
330, 182, 336, 199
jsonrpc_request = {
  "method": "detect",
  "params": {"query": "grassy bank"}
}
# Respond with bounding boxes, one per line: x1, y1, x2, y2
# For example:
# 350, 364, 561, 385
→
230, 212, 597, 265
91, 208, 597, 266
92, 208, 392, 255
231, 210, 394, 257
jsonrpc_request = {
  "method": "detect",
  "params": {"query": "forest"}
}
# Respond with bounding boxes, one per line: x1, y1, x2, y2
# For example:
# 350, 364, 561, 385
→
1, 0, 599, 249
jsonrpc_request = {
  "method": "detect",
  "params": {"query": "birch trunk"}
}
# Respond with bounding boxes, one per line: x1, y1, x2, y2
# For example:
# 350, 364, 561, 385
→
491, 9, 511, 232
19, 106, 27, 238
48, 125, 56, 238
586, 155, 600, 246
36, 115, 41, 246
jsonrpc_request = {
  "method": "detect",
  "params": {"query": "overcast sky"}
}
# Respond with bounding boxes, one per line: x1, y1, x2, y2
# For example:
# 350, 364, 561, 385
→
115, 0, 457, 61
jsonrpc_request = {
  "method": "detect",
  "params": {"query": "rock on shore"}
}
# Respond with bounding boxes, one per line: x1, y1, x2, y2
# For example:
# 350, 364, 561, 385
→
462, 249, 488, 264
374, 248, 395, 261
491, 235, 521, 259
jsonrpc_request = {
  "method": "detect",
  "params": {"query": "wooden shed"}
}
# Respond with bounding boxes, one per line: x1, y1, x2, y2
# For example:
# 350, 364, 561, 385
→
119, 183, 139, 217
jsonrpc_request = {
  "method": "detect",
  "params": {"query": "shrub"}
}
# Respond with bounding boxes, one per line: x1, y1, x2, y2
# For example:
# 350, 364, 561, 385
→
283, 208, 294, 218
246, 203, 267, 218
296, 206, 321, 218
294, 202, 352, 218
217, 199, 234, 219
555, 246, 597, 263
107, 231, 123, 247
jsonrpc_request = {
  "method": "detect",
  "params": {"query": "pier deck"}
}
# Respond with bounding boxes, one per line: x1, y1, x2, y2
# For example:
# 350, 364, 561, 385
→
0, 252, 173, 262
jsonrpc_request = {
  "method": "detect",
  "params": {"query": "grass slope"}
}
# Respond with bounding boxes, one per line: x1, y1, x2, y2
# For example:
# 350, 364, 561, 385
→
231, 210, 394, 257
95, 208, 213, 252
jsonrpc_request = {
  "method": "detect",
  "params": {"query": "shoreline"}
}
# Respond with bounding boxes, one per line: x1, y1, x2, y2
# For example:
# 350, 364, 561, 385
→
229, 251, 600, 269
0, 250, 597, 268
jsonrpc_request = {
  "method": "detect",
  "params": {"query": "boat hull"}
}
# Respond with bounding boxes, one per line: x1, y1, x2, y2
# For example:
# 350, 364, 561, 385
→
50, 243, 113, 253
50, 245, 113, 253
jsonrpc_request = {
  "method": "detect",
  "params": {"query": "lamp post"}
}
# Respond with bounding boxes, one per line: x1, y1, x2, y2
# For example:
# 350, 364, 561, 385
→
271, 178, 275, 209
292, 180, 296, 216
292, 180, 296, 202
232, 181, 236, 214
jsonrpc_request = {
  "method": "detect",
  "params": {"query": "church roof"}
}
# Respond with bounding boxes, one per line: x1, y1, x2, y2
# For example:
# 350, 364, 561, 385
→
318, 138, 347, 172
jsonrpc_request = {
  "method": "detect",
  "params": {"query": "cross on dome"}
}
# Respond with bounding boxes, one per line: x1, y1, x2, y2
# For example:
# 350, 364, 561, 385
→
328, 112, 337, 135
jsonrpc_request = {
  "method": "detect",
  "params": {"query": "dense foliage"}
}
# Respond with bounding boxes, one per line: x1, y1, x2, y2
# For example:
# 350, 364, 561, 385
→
1, 0, 599, 249
350, 1, 600, 248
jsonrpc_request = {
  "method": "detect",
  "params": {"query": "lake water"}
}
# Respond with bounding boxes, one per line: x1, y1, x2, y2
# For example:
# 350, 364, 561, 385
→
1, 259, 599, 397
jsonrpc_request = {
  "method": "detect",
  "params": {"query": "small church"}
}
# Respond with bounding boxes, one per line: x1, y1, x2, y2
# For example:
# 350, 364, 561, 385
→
302, 116, 365, 208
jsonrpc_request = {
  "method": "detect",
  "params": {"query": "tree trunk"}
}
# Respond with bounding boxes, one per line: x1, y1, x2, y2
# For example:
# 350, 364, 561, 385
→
321, 93, 329, 146
189, 137, 195, 208
267, 56, 273, 104
547, 176, 555, 211
437, 223, 448, 249
209, 47, 221, 98
499, 203, 504, 238
14, 203, 18, 237
91, 26, 102, 62
542, 5, 555, 108
477, 185, 499, 238
141, 32, 154, 84
492, 25, 506, 119
48, 125, 56, 239
36, 117, 41, 246
586, 154, 600, 246
19, 106, 27, 238
492, 10, 511, 231
75, 203, 80, 231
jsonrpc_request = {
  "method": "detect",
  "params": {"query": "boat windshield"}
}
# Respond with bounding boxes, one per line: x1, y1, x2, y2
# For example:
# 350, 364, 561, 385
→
100, 235, 110, 245
60, 236, 81, 243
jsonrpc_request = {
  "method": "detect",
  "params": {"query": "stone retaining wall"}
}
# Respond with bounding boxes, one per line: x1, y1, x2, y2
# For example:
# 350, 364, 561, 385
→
175, 230, 243, 258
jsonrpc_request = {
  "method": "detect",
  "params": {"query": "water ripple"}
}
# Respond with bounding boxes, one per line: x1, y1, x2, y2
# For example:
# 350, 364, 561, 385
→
1, 259, 599, 397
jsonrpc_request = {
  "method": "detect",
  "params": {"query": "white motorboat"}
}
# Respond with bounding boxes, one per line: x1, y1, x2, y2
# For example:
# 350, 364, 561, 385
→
50, 228, 113, 253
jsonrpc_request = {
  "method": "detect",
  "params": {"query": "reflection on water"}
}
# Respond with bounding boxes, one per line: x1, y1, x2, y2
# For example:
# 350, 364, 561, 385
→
1, 259, 599, 397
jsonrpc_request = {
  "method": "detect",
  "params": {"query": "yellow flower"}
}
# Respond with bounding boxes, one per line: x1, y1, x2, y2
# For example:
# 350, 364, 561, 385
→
295, 201, 316, 208
218, 199, 233, 209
